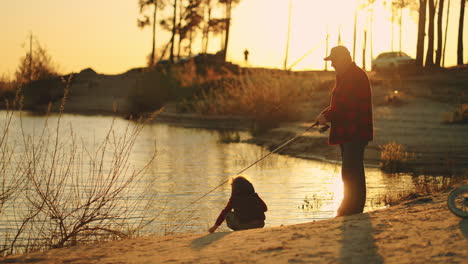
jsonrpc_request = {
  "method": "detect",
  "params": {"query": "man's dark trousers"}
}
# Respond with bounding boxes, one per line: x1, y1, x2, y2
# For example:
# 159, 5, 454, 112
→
337, 140, 368, 216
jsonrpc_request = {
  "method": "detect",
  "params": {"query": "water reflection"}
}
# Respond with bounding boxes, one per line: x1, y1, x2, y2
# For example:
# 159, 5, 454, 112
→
1, 113, 422, 237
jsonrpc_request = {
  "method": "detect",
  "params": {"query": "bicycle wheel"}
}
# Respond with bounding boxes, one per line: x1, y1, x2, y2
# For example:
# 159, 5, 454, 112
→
447, 185, 468, 218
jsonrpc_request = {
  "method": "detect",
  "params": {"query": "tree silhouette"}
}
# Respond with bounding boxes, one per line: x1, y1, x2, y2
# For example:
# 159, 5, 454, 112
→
171, 0, 177, 63
359, 0, 377, 69
435, 0, 445, 67
159, 9, 176, 61
392, 0, 410, 52
457, 0, 466, 65
365, 0, 377, 60
178, 0, 203, 57
138, 0, 167, 66
415, 0, 427, 67
442, 0, 451, 67
425, 0, 436, 67
15, 37, 58, 84
201, 0, 214, 53
159, 0, 203, 61
206, 18, 227, 50
218, 0, 241, 62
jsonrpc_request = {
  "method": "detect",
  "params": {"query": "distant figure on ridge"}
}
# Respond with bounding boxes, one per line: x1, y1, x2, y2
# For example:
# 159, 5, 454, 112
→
315, 46, 373, 217
243, 49, 249, 63
208, 175, 267, 232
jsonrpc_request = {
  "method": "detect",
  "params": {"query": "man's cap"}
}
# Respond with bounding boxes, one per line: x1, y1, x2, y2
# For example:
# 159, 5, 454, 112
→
324, 46, 351, 61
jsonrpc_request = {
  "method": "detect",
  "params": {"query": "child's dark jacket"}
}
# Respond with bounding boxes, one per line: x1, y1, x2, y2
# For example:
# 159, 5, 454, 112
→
215, 193, 267, 226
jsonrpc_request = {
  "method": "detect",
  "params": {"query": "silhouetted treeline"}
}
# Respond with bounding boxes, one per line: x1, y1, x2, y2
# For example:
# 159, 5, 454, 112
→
137, 0, 241, 66
411, 0, 465, 67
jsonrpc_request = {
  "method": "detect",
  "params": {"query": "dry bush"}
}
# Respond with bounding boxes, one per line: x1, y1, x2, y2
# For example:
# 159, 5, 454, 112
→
442, 103, 468, 124
299, 194, 323, 211
0, 74, 16, 97
374, 174, 467, 206
14, 39, 59, 85
379, 141, 415, 173
0, 80, 158, 255
184, 70, 318, 133
0, 105, 24, 215
217, 129, 241, 143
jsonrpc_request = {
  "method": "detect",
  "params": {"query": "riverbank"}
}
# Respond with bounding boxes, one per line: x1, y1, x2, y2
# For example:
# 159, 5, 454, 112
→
14, 66, 468, 174
2, 190, 466, 264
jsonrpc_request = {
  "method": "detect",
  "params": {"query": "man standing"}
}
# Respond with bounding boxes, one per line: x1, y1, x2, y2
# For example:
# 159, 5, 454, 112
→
316, 46, 373, 216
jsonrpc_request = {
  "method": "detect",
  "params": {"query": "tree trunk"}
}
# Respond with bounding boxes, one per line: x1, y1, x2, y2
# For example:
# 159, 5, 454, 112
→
150, 2, 158, 66
425, 0, 436, 67
177, 0, 183, 60
204, 6, 212, 53
202, 3, 210, 53
442, 0, 451, 67
370, 8, 374, 60
353, 5, 357, 60
435, 0, 445, 67
338, 26, 342, 45
391, 1, 395, 51
363, 30, 367, 70
222, 0, 232, 62
170, 0, 177, 63
457, 0, 466, 65
189, 29, 193, 56
399, 2, 403, 52
284, 0, 292, 69
416, 0, 427, 66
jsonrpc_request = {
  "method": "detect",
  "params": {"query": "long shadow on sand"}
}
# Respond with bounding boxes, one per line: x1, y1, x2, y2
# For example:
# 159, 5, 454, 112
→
339, 214, 383, 264
460, 219, 468, 238
190, 232, 231, 250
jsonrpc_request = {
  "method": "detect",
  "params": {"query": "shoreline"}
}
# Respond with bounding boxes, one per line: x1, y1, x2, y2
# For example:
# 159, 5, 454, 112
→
2, 190, 466, 263
154, 108, 468, 175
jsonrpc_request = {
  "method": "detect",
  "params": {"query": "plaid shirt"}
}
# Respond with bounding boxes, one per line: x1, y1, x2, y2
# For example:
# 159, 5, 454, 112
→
322, 62, 373, 145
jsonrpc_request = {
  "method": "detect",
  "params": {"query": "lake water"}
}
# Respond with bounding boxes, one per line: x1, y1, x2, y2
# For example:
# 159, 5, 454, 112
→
0, 112, 421, 245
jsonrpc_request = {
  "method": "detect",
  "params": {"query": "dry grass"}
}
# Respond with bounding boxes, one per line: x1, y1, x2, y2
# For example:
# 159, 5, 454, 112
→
0, 74, 16, 99
442, 103, 468, 124
374, 174, 467, 206
299, 194, 323, 211
180, 69, 320, 134
379, 142, 415, 173
0, 78, 159, 256
217, 129, 241, 143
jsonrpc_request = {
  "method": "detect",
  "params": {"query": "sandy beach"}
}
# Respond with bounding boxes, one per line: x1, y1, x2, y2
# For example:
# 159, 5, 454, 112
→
1, 191, 466, 264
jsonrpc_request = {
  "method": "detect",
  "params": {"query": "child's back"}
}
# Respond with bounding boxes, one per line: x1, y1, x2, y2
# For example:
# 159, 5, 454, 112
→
209, 176, 267, 232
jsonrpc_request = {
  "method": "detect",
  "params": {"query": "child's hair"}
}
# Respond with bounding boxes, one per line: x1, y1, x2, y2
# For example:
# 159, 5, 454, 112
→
230, 175, 255, 196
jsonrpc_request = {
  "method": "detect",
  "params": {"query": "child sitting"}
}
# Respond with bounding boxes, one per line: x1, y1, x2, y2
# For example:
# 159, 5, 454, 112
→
208, 175, 267, 232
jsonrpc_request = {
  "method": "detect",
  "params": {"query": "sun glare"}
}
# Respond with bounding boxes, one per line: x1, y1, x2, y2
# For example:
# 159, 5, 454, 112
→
230, 0, 420, 70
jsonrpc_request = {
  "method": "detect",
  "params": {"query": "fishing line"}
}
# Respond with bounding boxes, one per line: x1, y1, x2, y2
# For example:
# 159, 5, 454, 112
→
169, 122, 329, 231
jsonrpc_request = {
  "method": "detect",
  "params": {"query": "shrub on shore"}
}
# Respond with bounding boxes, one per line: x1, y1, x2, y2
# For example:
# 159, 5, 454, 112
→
443, 103, 468, 124
374, 173, 467, 206
379, 141, 415, 173
178, 69, 321, 134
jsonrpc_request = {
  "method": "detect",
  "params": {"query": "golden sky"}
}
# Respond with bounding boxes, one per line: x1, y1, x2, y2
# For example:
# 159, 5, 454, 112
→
1, 0, 466, 76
